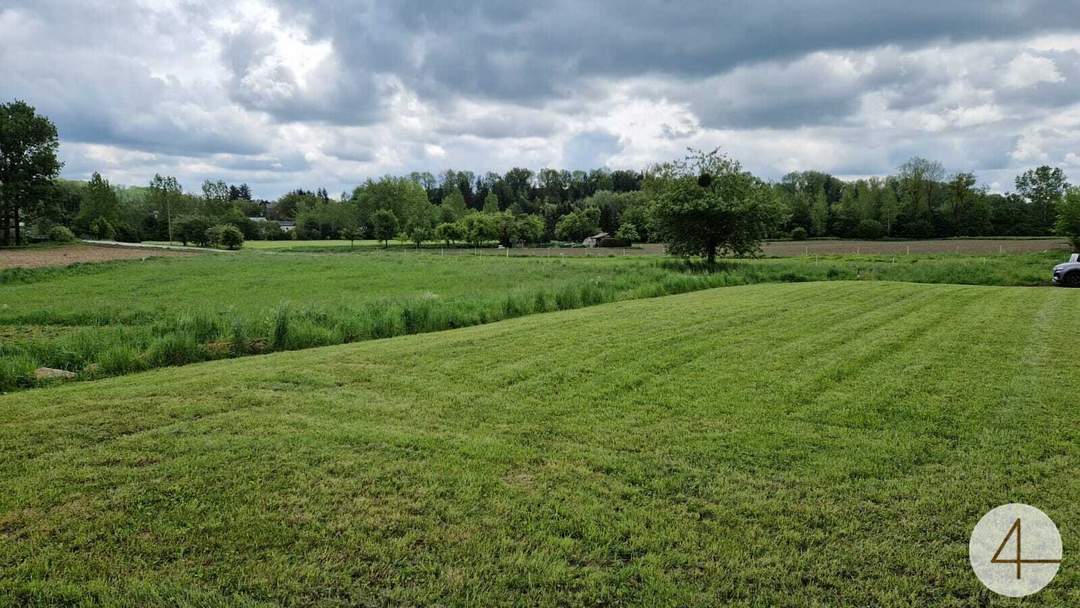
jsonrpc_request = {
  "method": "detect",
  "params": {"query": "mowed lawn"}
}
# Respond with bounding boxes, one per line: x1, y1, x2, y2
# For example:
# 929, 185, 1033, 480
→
0, 282, 1076, 606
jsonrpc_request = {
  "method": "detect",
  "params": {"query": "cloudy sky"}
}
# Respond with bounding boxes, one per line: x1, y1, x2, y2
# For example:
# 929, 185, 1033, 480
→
3, 1, 1080, 199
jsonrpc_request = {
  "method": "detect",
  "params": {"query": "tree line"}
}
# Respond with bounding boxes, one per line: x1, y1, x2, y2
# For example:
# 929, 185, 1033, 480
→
4, 100, 1080, 253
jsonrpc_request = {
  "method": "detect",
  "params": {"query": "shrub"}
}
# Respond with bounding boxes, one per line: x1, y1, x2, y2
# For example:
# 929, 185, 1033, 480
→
854, 219, 885, 240
114, 223, 141, 243
790, 227, 808, 241
47, 225, 77, 242
89, 217, 116, 240
175, 215, 212, 246
208, 224, 244, 250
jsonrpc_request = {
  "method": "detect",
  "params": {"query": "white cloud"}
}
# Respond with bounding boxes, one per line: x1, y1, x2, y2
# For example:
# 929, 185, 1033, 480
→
1003, 52, 1065, 88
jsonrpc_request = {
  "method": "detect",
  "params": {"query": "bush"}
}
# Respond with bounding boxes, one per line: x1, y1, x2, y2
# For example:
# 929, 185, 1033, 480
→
175, 215, 212, 246
47, 225, 77, 243
854, 219, 885, 240
208, 224, 244, 250
114, 223, 141, 243
89, 217, 116, 240
790, 227, 808, 241
898, 220, 935, 239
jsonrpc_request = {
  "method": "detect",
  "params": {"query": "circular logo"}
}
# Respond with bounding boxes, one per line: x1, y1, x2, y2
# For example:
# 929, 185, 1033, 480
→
969, 503, 1062, 597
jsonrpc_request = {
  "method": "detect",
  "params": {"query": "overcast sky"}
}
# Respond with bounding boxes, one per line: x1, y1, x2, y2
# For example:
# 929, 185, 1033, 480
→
3, 1, 1080, 199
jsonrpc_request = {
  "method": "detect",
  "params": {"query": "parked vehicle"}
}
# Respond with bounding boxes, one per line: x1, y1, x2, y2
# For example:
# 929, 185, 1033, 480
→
1052, 253, 1080, 287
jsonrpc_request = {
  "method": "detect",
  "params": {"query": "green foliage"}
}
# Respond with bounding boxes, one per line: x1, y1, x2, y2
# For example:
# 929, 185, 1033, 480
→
1016, 165, 1069, 234
370, 209, 399, 247
614, 222, 640, 243
207, 224, 244, 249
47, 225, 76, 242
649, 149, 786, 262
460, 213, 497, 246
0, 100, 61, 246
74, 172, 120, 235
89, 217, 116, 240
554, 207, 600, 242
790, 226, 808, 241
441, 187, 468, 220
1056, 187, 1080, 251
434, 222, 464, 245
175, 215, 211, 246
854, 219, 885, 240
482, 191, 500, 213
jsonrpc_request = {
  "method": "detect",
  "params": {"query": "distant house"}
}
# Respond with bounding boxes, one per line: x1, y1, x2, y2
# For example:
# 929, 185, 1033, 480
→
248, 217, 296, 233
583, 232, 610, 247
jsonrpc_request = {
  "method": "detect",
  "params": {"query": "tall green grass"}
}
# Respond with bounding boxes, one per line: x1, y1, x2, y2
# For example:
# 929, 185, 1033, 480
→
0, 250, 1065, 391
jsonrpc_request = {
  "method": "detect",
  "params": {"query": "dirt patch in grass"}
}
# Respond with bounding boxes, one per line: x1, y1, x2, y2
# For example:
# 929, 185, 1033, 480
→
0, 244, 195, 269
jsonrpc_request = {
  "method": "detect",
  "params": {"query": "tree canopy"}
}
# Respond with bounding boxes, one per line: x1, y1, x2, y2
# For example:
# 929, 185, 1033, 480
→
1, 100, 61, 245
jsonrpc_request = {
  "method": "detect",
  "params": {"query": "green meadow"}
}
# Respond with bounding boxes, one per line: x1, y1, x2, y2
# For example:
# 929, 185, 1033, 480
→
1, 282, 1076, 606
0, 249, 1063, 390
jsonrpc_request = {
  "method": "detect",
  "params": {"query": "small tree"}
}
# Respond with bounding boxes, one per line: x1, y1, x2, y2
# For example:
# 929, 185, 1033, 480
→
208, 224, 244, 250
554, 208, 600, 242
648, 149, 786, 263
482, 191, 500, 214
515, 214, 545, 246
405, 217, 433, 248
441, 187, 468, 221
854, 219, 885, 240
434, 221, 463, 246
89, 217, 116, 240
340, 226, 362, 249
1056, 187, 1080, 252
614, 222, 640, 244
75, 172, 119, 236
460, 213, 497, 247
370, 209, 398, 248
175, 215, 212, 246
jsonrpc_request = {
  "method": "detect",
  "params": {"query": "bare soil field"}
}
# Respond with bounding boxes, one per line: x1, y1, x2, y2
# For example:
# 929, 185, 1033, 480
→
0, 244, 195, 269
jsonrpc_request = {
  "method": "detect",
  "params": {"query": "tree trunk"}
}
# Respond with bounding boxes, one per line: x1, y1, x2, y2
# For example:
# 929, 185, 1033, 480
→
12, 205, 20, 246
0, 201, 8, 247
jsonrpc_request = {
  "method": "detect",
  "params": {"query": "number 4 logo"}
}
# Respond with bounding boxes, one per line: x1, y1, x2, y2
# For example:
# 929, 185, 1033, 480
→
990, 518, 1062, 579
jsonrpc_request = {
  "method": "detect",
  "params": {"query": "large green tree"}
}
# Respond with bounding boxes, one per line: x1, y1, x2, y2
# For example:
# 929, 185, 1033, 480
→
75, 172, 120, 235
648, 149, 785, 263
0, 100, 61, 245
1016, 166, 1069, 234
1056, 187, 1080, 252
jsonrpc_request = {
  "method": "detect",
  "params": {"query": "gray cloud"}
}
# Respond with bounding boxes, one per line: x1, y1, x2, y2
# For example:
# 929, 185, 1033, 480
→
2, 0, 1079, 198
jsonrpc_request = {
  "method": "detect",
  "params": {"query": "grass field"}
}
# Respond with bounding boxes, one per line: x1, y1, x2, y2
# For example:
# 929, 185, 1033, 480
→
1, 282, 1076, 606
0, 249, 1067, 390
232, 237, 1072, 257
1, 250, 1068, 382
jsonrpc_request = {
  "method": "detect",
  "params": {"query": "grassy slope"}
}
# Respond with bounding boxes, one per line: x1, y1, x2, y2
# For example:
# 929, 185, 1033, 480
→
1, 282, 1076, 606
1, 250, 1060, 390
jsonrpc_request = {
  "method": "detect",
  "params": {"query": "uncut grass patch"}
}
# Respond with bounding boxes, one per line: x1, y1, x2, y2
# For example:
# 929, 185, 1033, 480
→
0, 250, 1065, 390
0, 282, 1075, 605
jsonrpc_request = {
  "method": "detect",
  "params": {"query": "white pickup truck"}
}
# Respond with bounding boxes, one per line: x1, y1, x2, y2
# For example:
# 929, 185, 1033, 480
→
1052, 253, 1080, 287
